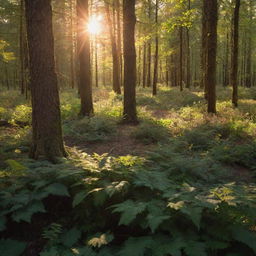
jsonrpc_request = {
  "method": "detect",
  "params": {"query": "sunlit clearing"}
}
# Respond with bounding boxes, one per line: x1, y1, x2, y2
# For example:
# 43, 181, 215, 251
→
87, 15, 102, 35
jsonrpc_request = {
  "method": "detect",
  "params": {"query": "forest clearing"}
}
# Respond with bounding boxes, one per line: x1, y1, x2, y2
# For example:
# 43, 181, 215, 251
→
1, 0, 256, 255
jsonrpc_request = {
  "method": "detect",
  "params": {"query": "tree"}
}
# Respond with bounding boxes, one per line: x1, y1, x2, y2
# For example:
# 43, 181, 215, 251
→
123, 0, 137, 123
203, 0, 218, 113
77, 0, 94, 116
152, 0, 159, 96
230, 0, 240, 107
24, 0, 66, 162
105, 1, 121, 94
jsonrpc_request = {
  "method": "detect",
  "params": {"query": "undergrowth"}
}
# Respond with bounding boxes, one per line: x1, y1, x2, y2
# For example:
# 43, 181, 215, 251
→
1, 86, 256, 255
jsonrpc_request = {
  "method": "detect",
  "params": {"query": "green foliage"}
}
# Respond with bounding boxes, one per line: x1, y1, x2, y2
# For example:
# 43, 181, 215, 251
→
131, 120, 170, 144
64, 115, 116, 142
0, 239, 26, 256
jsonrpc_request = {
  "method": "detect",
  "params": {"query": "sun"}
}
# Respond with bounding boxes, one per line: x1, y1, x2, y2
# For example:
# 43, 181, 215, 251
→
87, 15, 102, 35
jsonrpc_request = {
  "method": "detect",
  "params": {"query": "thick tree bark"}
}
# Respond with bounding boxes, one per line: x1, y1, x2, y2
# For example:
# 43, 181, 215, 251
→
123, 0, 137, 124
77, 0, 94, 116
25, 0, 66, 162
105, 2, 121, 94
203, 0, 218, 113
230, 0, 240, 107
152, 0, 159, 96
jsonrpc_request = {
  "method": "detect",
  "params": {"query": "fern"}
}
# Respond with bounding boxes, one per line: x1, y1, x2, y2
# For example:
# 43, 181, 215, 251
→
112, 200, 147, 225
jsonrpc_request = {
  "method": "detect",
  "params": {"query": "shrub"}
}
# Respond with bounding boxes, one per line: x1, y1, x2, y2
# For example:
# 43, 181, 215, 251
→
131, 120, 170, 144
64, 115, 116, 142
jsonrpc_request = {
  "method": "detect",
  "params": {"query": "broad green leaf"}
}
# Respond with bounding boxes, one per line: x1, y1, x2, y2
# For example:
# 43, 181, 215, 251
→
133, 170, 171, 191
118, 237, 152, 256
147, 214, 170, 233
12, 201, 46, 223
180, 206, 203, 229
146, 200, 170, 233
61, 228, 81, 247
0, 239, 26, 256
232, 226, 256, 253
184, 241, 207, 256
72, 191, 87, 207
151, 236, 185, 256
112, 200, 147, 225
44, 183, 70, 197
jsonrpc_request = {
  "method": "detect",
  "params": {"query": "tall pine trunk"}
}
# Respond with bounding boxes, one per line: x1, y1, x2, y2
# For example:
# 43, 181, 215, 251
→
203, 0, 218, 113
230, 0, 240, 107
77, 0, 94, 116
123, 0, 137, 123
105, 2, 121, 94
25, 0, 66, 162
152, 0, 159, 96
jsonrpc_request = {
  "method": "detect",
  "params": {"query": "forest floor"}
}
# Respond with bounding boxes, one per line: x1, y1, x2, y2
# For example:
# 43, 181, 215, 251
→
1, 86, 256, 256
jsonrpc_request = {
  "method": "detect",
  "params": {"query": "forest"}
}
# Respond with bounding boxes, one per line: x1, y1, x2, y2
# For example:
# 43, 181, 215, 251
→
1, 0, 256, 255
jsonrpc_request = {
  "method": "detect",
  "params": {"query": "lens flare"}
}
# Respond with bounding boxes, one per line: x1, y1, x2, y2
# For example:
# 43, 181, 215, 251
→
87, 15, 102, 35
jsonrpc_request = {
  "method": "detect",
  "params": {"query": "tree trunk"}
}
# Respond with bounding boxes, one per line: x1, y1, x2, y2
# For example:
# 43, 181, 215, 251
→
77, 0, 94, 116
142, 43, 147, 88
123, 0, 137, 124
146, 0, 152, 88
25, 0, 66, 162
115, 0, 123, 87
203, 0, 218, 113
201, 0, 207, 95
185, 0, 191, 89
230, 0, 240, 107
105, 2, 121, 94
179, 26, 183, 92
70, 0, 75, 89
152, 0, 159, 96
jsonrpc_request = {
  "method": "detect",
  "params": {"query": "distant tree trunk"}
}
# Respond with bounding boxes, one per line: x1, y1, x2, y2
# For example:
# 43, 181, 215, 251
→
25, 0, 66, 162
105, 2, 121, 94
123, 0, 137, 124
146, 0, 152, 88
223, 31, 229, 87
186, 0, 191, 89
77, 0, 93, 116
230, 0, 240, 107
138, 43, 142, 86
203, 0, 218, 113
115, 0, 123, 87
142, 43, 147, 88
146, 41, 152, 87
245, 0, 253, 88
20, 0, 25, 95
179, 26, 183, 91
70, 0, 75, 89
152, 0, 159, 96
201, 1, 207, 94
95, 36, 99, 88
165, 57, 169, 86
102, 43, 106, 87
